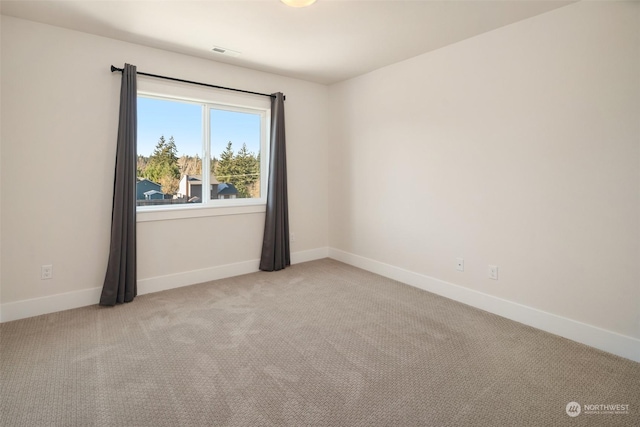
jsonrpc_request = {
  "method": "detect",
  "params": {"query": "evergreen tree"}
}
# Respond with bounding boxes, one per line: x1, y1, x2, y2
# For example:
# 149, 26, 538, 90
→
234, 143, 260, 198
215, 141, 238, 183
143, 135, 180, 195
213, 141, 261, 198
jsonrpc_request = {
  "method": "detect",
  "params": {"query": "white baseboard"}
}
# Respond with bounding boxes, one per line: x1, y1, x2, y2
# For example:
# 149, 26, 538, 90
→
291, 247, 329, 264
0, 247, 329, 323
5, 246, 635, 363
138, 246, 330, 295
328, 248, 640, 363
137, 259, 260, 296
0, 287, 103, 323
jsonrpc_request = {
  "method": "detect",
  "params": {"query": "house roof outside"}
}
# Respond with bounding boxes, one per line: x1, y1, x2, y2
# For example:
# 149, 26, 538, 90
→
184, 174, 220, 185
137, 178, 161, 186
217, 183, 238, 196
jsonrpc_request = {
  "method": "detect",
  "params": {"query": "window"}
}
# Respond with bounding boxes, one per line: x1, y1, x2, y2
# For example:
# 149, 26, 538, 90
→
136, 92, 269, 213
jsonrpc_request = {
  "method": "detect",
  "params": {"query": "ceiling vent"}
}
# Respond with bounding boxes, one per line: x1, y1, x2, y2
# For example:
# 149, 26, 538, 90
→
211, 46, 241, 57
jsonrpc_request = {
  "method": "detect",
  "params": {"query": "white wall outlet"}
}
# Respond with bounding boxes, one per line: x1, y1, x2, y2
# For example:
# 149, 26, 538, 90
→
41, 265, 53, 280
456, 258, 464, 272
488, 265, 498, 280
290, 232, 296, 242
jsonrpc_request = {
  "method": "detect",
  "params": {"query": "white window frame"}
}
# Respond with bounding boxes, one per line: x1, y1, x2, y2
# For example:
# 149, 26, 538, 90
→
136, 90, 270, 223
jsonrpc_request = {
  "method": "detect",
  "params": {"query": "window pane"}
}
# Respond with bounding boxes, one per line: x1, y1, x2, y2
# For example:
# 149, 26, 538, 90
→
137, 97, 202, 206
210, 109, 262, 200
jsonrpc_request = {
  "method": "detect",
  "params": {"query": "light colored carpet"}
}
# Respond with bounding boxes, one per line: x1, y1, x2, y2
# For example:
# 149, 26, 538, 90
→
1, 258, 638, 426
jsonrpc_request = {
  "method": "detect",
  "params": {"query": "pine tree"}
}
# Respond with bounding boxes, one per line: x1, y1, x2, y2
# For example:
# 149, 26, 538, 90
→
213, 141, 260, 198
234, 143, 259, 198
215, 141, 238, 183
210, 156, 218, 176
143, 135, 180, 195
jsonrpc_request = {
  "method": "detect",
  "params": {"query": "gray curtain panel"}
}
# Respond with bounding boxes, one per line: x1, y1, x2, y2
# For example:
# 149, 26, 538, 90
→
100, 64, 137, 306
260, 92, 290, 271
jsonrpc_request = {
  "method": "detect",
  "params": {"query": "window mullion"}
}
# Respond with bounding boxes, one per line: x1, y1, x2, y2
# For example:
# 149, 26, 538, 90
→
262, 109, 270, 199
202, 104, 210, 204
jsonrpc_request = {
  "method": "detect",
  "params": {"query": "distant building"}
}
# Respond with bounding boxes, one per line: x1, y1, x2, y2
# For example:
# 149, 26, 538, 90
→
143, 190, 164, 200
217, 183, 238, 199
136, 178, 163, 200
177, 174, 238, 200
178, 174, 218, 200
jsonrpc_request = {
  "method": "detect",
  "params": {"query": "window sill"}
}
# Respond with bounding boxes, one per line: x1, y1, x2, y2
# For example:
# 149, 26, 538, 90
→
136, 202, 266, 222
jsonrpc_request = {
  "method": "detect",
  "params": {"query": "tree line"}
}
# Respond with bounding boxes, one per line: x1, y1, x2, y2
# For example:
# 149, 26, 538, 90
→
137, 135, 260, 198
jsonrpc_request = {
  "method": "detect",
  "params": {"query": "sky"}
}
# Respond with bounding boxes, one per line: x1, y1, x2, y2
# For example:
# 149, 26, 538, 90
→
137, 96, 261, 159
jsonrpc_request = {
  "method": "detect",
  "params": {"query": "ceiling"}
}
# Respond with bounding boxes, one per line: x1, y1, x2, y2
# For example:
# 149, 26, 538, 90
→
0, 0, 574, 85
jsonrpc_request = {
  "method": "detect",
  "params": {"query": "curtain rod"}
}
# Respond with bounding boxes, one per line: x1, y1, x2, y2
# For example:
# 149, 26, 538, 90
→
110, 65, 284, 100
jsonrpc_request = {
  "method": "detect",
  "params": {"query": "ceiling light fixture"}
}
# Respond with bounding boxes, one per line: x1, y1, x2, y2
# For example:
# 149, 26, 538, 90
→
280, 0, 317, 8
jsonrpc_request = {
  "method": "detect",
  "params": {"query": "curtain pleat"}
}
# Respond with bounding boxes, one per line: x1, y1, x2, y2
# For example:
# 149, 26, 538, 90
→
100, 64, 137, 305
259, 93, 290, 271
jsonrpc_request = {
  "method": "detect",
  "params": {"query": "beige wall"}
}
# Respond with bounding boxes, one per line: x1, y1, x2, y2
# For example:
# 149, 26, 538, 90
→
328, 1, 640, 339
0, 16, 329, 304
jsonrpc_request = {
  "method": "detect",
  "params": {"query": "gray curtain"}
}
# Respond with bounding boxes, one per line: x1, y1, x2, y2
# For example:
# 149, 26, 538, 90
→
260, 92, 290, 271
100, 64, 137, 306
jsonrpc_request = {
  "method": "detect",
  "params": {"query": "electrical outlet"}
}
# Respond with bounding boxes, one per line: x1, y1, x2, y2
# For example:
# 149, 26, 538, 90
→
41, 265, 53, 280
488, 265, 498, 280
290, 232, 296, 242
456, 258, 464, 272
